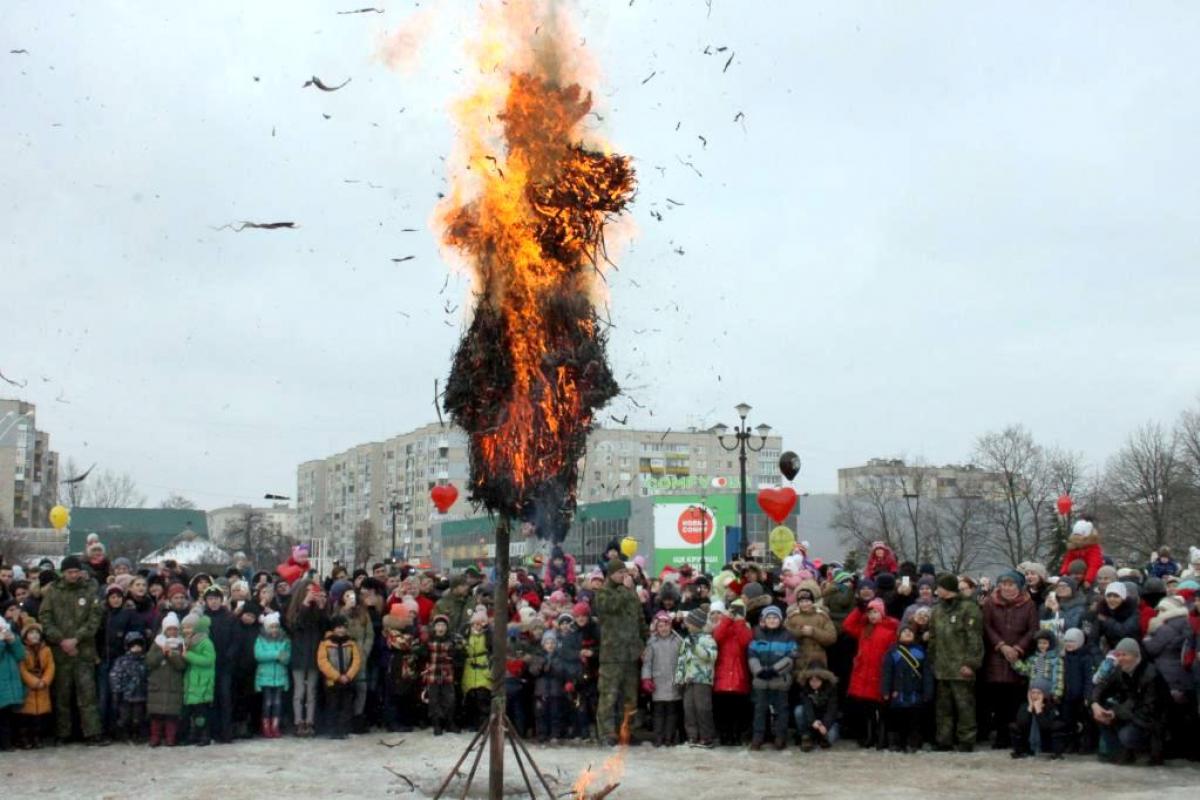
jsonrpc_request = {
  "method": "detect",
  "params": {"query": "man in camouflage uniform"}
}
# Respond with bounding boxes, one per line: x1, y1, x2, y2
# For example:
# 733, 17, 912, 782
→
927, 572, 984, 752
39, 554, 108, 744
593, 558, 646, 746
434, 574, 471, 634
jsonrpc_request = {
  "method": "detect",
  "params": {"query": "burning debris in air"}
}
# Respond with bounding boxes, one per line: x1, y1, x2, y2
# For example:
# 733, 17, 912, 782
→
441, 0, 636, 541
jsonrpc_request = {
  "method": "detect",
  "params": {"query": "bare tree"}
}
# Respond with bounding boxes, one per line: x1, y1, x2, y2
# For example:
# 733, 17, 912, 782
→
973, 425, 1054, 566
353, 519, 376, 568
159, 493, 197, 510
221, 508, 293, 569
60, 457, 90, 508
1101, 422, 1189, 560
832, 479, 906, 559
924, 494, 991, 574
81, 469, 146, 508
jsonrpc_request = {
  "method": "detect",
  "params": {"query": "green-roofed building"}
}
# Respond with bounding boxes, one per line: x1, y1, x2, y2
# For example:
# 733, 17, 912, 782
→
67, 507, 210, 558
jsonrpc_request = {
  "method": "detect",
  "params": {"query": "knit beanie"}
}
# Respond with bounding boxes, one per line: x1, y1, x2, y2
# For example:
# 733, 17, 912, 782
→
470, 607, 489, 626
867, 598, 886, 615
571, 600, 591, 618
161, 612, 181, 633
541, 629, 558, 645
1095, 565, 1118, 583
261, 611, 281, 630
685, 607, 708, 629
1030, 678, 1053, 696
741, 582, 765, 601
60, 554, 84, 572
1061, 628, 1085, 649
1071, 520, 1094, 538
1105, 581, 1127, 600
997, 569, 1025, 589
1112, 637, 1140, 657
761, 605, 783, 621
875, 573, 896, 592
606, 558, 626, 575
709, 599, 726, 614
113, 557, 133, 572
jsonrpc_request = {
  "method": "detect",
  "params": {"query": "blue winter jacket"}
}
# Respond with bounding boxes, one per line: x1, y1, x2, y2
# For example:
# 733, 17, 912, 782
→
880, 643, 934, 708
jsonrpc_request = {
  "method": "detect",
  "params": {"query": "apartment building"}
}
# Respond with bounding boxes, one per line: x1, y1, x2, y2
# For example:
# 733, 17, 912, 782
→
0, 399, 59, 529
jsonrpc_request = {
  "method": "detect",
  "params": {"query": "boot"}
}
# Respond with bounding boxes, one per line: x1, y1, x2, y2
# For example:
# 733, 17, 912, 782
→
164, 719, 179, 747
774, 737, 786, 751
888, 732, 904, 752
271, 718, 283, 739
749, 737, 763, 751
261, 718, 273, 739
149, 719, 162, 748
800, 735, 814, 752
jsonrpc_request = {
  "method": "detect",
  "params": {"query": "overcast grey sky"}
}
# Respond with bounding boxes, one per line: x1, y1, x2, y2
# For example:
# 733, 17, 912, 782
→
3, 1, 1199, 508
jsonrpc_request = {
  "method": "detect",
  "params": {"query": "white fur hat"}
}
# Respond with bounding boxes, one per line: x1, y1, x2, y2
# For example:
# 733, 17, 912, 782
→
1071, 520, 1094, 538
261, 611, 281, 629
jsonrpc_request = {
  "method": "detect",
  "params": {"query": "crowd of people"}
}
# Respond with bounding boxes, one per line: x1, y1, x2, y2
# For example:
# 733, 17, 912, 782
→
1, 520, 1199, 767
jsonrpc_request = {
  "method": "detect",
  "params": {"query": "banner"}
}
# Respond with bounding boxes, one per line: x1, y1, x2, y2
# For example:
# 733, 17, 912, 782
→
653, 502, 720, 572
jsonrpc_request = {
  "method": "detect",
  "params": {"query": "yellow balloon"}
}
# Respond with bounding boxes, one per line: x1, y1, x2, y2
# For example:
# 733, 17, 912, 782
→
619, 536, 638, 558
768, 525, 795, 561
49, 505, 70, 530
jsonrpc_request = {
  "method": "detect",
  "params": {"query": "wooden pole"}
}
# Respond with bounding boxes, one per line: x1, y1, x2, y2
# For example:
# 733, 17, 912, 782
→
488, 515, 511, 800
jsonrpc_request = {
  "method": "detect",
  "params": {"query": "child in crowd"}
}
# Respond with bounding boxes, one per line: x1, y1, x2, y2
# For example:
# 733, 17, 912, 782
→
146, 612, 185, 747
461, 607, 492, 729
794, 667, 839, 751
1010, 678, 1065, 759
182, 613, 216, 746
675, 606, 718, 748
424, 614, 459, 736
1059, 627, 1095, 753
0, 617, 26, 751
16, 622, 53, 749
880, 624, 934, 751
109, 631, 149, 742
843, 597, 898, 750
641, 610, 683, 747
1014, 629, 1064, 700
253, 611, 290, 738
316, 614, 362, 740
747, 605, 796, 751
383, 605, 425, 732
532, 628, 577, 742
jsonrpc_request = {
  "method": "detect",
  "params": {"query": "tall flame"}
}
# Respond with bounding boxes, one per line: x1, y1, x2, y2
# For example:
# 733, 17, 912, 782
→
441, 0, 635, 534
572, 710, 632, 799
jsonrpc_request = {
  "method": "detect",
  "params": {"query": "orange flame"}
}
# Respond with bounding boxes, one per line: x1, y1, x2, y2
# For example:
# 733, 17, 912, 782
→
572, 709, 632, 799
440, 0, 635, 520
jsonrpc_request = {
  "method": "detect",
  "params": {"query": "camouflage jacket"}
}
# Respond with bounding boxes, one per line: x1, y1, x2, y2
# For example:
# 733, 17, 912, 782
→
927, 595, 984, 681
593, 582, 646, 664
39, 577, 104, 658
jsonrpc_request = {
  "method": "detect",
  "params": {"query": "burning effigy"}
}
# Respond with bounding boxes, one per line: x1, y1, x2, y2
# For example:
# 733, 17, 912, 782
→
428, 3, 635, 798
439, 2, 635, 539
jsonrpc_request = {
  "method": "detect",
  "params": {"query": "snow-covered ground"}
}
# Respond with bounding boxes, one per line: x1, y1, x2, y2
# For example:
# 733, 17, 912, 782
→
4, 733, 1198, 798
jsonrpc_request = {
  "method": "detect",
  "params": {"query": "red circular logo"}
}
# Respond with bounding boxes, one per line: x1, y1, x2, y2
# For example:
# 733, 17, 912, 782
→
677, 507, 714, 545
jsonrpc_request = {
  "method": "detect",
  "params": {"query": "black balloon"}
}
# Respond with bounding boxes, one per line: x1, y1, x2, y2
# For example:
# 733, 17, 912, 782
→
779, 451, 801, 481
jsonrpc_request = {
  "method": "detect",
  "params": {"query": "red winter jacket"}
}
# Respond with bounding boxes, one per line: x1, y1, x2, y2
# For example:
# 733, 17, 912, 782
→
1058, 531, 1104, 584
1138, 602, 1155, 638
865, 542, 898, 580
712, 615, 753, 694
842, 607, 898, 702
416, 593, 437, 626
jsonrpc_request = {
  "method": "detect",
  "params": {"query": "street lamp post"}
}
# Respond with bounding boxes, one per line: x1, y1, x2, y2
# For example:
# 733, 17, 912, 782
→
714, 403, 771, 560
389, 500, 402, 560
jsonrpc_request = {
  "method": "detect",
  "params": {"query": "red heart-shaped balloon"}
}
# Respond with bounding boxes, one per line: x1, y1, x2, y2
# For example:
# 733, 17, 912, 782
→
431, 484, 459, 514
756, 486, 798, 524
277, 563, 303, 585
